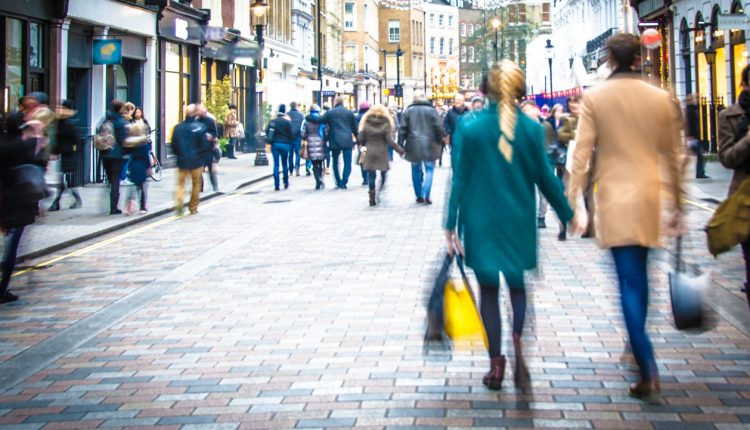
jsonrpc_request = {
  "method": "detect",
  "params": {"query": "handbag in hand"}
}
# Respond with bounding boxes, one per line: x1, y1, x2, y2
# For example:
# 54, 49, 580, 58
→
300, 143, 309, 160
356, 147, 367, 165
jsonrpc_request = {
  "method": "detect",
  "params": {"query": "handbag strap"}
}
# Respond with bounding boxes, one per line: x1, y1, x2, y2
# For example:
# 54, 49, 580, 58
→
675, 235, 684, 273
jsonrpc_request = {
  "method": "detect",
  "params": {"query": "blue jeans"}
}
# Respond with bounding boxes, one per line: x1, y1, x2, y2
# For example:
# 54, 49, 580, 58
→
332, 148, 352, 188
367, 170, 387, 191
611, 246, 657, 381
411, 161, 435, 200
271, 143, 291, 189
1, 226, 25, 295
288, 138, 301, 173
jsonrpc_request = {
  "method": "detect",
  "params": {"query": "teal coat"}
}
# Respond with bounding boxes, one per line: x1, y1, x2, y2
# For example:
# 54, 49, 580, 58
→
445, 103, 573, 280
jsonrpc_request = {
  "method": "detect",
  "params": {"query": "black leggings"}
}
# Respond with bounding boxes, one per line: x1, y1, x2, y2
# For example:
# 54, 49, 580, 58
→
477, 272, 527, 358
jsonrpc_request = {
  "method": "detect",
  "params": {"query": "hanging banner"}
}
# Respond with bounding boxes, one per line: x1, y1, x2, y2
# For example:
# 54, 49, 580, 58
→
92, 39, 122, 65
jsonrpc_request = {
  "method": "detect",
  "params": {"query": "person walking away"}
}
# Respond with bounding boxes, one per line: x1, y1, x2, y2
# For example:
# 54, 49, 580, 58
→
266, 104, 295, 190
355, 101, 371, 185
520, 101, 556, 229
49, 99, 83, 211
301, 104, 327, 189
321, 102, 332, 173
223, 106, 239, 159
0, 112, 50, 303
554, 101, 578, 241
718, 64, 750, 304
287, 101, 305, 176
686, 94, 708, 179
399, 93, 444, 204
171, 104, 210, 215
196, 103, 219, 191
569, 33, 684, 404
445, 61, 573, 390
563, 95, 595, 238
358, 104, 405, 206
99, 100, 128, 214
443, 94, 467, 166
322, 97, 358, 189
122, 107, 151, 214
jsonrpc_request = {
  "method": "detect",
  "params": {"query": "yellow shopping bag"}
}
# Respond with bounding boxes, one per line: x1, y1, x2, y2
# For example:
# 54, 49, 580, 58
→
443, 267, 488, 349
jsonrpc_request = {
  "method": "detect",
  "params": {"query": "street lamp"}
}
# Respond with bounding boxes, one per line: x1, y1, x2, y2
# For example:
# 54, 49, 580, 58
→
491, 17, 501, 62
643, 59, 653, 76
377, 67, 385, 104
251, 0, 269, 166
705, 44, 717, 152
544, 39, 554, 103
380, 48, 388, 104
395, 46, 403, 108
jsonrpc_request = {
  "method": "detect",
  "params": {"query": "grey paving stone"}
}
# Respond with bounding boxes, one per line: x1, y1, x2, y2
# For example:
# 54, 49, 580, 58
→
63, 403, 122, 413
99, 417, 160, 427
297, 418, 357, 428
158, 415, 217, 425
388, 408, 445, 417
23, 413, 85, 423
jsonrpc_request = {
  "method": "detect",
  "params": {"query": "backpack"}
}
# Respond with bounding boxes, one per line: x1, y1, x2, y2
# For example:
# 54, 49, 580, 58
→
94, 120, 115, 151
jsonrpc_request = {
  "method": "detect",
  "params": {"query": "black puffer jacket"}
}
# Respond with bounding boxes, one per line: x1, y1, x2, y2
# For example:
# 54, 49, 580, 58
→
267, 114, 294, 144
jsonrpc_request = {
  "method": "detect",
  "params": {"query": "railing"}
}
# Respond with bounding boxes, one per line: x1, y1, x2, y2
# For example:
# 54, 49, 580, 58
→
699, 96, 725, 153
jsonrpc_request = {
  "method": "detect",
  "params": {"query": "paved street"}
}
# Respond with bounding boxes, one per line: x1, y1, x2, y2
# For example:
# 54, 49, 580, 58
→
0, 157, 749, 430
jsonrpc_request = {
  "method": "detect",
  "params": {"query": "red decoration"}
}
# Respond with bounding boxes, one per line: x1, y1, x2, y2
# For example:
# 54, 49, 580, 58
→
641, 28, 662, 49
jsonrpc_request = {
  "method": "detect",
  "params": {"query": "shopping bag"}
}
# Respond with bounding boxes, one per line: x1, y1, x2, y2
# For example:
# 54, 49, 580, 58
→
443, 256, 488, 348
425, 254, 453, 342
705, 177, 750, 256
669, 236, 709, 330
300, 143, 310, 160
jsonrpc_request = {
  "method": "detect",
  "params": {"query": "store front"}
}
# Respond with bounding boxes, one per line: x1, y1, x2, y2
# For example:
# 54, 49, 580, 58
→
729, 0, 746, 102
0, 0, 53, 113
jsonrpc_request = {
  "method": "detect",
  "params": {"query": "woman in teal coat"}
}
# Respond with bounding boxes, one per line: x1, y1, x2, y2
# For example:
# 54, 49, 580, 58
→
445, 61, 573, 390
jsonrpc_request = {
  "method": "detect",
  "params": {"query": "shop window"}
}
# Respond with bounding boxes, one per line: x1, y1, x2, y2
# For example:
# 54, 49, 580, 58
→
30, 22, 43, 69
115, 66, 128, 102
4, 18, 23, 112
164, 42, 192, 143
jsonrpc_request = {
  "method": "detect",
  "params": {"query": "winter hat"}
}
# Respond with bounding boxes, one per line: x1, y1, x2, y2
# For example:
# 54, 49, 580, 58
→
358, 101, 370, 111
23, 91, 49, 105
278, 104, 287, 114
470, 95, 484, 104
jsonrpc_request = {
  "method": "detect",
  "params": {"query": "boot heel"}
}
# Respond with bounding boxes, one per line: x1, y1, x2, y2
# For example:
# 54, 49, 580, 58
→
482, 356, 506, 390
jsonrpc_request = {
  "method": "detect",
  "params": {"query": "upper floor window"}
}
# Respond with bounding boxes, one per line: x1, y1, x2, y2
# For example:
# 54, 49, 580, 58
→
460, 23, 466, 36
344, 3, 355, 30
388, 20, 400, 42
439, 15, 444, 26
448, 16, 453, 27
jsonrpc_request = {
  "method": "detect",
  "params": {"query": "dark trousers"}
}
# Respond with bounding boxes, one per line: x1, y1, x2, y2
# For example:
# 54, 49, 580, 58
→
741, 241, 750, 290
102, 158, 122, 211
312, 160, 324, 186
690, 139, 706, 178
332, 148, 352, 188
476, 271, 527, 359
367, 170, 387, 191
611, 246, 656, 382
1, 226, 25, 296
288, 138, 301, 173
272, 143, 291, 188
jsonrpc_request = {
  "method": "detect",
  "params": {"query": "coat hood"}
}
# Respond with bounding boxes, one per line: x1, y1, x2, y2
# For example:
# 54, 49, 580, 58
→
359, 104, 394, 133
305, 113, 322, 123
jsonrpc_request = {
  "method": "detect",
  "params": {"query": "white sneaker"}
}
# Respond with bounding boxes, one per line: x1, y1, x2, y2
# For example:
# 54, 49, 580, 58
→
120, 178, 134, 185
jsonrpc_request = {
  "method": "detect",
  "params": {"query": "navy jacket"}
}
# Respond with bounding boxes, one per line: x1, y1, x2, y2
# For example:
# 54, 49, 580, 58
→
322, 104, 358, 150
287, 108, 305, 141
171, 118, 210, 170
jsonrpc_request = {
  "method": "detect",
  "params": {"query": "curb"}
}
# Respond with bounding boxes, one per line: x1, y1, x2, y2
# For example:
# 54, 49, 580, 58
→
18, 174, 273, 262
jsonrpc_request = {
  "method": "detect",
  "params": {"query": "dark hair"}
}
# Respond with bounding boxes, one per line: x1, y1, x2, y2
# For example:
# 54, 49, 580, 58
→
289, 101, 298, 109
742, 64, 750, 86
228, 104, 237, 110
62, 99, 76, 110
606, 33, 641, 71
109, 100, 124, 113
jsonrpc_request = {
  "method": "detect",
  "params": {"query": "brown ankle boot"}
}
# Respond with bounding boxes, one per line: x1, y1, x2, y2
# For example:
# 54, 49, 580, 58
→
628, 379, 663, 405
482, 356, 506, 390
513, 333, 530, 386
369, 190, 376, 206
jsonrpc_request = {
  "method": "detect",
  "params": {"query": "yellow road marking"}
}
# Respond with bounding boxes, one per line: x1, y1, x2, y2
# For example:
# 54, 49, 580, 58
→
11, 180, 270, 277
661, 191, 716, 213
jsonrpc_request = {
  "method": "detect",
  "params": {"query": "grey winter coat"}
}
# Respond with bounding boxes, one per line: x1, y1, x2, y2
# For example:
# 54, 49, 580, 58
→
359, 106, 403, 172
322, 104, 358, 150
398, 101, 444, 163
301, 113, 326, 161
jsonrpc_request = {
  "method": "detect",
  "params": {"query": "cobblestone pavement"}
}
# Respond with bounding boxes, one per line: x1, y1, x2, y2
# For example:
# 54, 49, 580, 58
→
0, 158, 749, 429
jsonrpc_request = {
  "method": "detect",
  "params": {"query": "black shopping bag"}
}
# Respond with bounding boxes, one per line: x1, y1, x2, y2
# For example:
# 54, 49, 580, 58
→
669, 236, 710, 331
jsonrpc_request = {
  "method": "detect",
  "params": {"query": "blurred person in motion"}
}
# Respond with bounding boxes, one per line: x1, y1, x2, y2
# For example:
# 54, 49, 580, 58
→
287, 101, 305, 176
355, 101, 371, 186
686, 94, 709, 179
171, 104, 210, 215
119, 102, 136, 183
322, 97, 358, 189
443, 94, 467, 165
99, 100, 128, 214
521, 100, 556, 229
122, 107, 151, 215
322, 102, 332, 173
465, 95, 485, 121
266, 104, 295, 190
358, 104, 405, 206
223, 105, 239, 159
301, 104, 327, 189
718, 64, 750, 301
399, 93, 444, 204
49, 99, 83, 211
0, 112, 50, 303
554, 97, 580, 241
196, 103, 220, 192
568, 33, 684, 404
445, 61, 573, 390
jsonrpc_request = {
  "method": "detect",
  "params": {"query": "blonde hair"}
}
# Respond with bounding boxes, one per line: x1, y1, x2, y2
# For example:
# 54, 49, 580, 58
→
485, 60, 525, 162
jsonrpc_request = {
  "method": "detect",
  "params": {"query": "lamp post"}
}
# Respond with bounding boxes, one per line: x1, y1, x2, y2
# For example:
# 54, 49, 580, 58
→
250, 0, 269, 166
377, 68, 385, 104
395, 46, 403, 108
380, 48, 388, 104
705, 44, 717, 152
316, 0, 323, 106
491, 17, 500, 62
544, 39, 554, 104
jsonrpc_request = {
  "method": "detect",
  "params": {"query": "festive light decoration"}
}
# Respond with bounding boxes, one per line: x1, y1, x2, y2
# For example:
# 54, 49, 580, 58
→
642, 28, 662, 49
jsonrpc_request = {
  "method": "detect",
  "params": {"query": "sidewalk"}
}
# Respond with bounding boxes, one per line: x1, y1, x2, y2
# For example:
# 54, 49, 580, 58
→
6, 153, 272, 261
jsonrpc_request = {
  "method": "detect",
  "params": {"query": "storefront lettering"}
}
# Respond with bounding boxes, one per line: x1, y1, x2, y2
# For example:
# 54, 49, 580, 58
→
718, 14, 748, 31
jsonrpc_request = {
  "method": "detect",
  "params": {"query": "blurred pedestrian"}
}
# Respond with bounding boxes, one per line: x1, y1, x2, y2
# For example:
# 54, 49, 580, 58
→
287, 101, 305, 176
443, 94, 467, 166
718, 64, 750, 299
398, 92, 443, 204
122, 107, 151, 215
686, 94, 708, 179
521, 101, 556, 229
223, 106, 239, 159
0, 112, 49, 303
322, 102, 332, 173
301, 104, 327, 189
119, 102, 136, 183
99, 100, 128, 214
322, 97, 358, 189
266, 104, 294, 190
49, 99, 83, 211
470, 95, 485, 113
196, 103, 219, 192
445, 61, 573, 390
355, 101, 371, 186
554, 99, 578, 241
171, 104, 210, 215
358, 104, 404, 206
569, 33, 684, 404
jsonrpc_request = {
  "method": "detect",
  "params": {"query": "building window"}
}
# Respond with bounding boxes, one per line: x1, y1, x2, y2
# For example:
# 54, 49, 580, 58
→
430, 37, 435, 54
4, 18, 23, 112
439, 14, 444, 26
460, 45, 466, 62
448, 38, 453, 55
388, 20, 400, 42
344, 2, 355, 30
448, 16, 453, 27
164, 42, 192, 144
439, 37, 444, 55
520, 4, 527, 22
468, 46, 474, 62
542, 2, 550, 22
430, 13, 434, 26
509, 5, 516, 23
468, 23, 474, 35
460, 23, 466, 36
29, 22, 44, 69
344, 45, 356, 72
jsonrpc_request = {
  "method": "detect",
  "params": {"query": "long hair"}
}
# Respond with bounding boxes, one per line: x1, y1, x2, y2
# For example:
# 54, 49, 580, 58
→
485, 60, 525, 162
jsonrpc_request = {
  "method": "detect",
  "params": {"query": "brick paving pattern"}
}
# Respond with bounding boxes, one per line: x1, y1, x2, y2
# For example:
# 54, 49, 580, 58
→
0, 158, 749, 429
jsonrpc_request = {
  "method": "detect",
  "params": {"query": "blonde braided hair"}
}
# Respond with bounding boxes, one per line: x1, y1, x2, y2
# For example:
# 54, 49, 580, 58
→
486, 60, 526, 162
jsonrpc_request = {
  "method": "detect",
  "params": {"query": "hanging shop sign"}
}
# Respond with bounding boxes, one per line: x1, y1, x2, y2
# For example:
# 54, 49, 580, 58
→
92, 39, 122, 65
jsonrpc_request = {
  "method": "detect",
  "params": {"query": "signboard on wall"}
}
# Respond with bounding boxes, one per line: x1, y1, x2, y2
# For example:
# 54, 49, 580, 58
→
718, 14, 748, 31
92, 39, 122, 65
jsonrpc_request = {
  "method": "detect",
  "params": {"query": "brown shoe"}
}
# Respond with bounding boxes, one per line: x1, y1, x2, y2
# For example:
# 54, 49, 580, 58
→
628, 380, 663, 405
513, 333, 530, 386
482, 356, 506, 390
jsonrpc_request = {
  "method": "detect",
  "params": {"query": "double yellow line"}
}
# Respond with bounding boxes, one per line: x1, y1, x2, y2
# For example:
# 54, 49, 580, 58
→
12, 181, 269, 278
